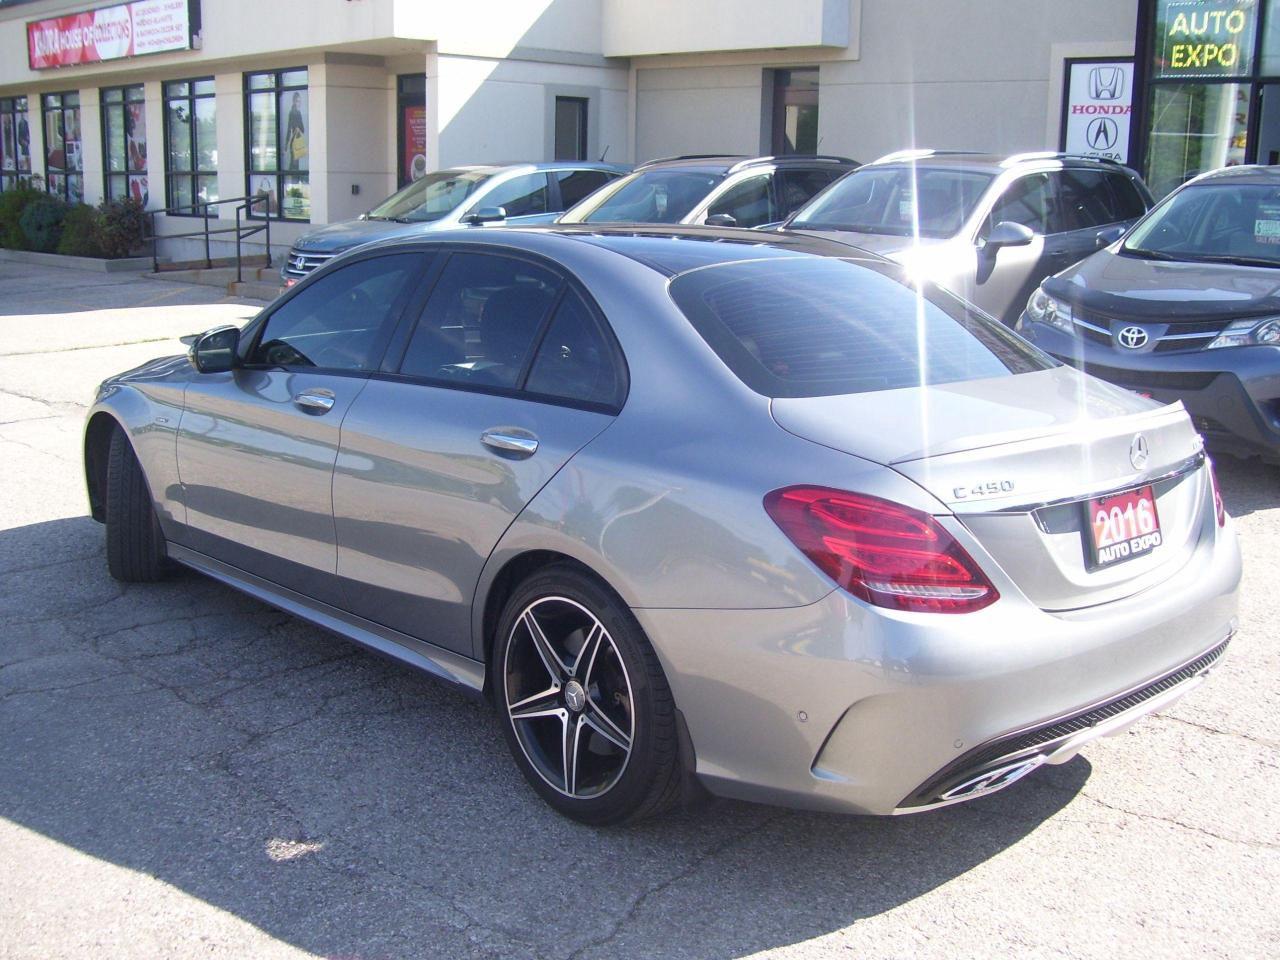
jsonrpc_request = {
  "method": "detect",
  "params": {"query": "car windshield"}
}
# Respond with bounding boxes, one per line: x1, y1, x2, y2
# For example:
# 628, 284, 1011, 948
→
366, 170, 492, 223
789, 167, 996, 239
669, 257, 1054, 399
1122, 182, 1280, 266
578, 170, 724, 224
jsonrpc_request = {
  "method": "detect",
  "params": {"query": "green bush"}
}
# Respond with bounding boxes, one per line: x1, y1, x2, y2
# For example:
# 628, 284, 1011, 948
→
97, 197, 148, 259
0, 186, 44, 249
18, 197, 70, 253
57, 203, 107, 258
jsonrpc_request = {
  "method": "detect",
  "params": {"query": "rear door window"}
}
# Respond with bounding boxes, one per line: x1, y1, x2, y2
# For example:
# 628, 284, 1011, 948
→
1105, 172, 1149, 221
525, 289, 624, 408
555, 169, 613, 209
397, 253, 561, 388
668, 257, 1053, 399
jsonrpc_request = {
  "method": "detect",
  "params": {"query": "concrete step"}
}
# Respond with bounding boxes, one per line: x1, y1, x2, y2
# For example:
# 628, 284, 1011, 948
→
149, 264, 281, 288
229, 280, 284, 302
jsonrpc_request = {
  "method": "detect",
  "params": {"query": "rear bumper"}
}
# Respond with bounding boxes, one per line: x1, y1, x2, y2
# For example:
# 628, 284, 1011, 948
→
1022, 319, 1280, 460
635, 502, 1241, 816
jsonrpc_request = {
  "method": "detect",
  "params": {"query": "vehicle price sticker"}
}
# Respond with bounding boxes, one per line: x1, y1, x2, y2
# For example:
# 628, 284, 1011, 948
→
1085, 485, 1162, 569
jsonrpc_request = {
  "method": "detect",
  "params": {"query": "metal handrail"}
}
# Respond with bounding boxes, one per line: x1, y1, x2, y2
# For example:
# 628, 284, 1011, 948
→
149, 194, 275, 279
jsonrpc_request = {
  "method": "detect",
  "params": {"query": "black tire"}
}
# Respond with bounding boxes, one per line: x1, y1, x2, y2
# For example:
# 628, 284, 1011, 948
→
494, 564, 682, 825
105, 427, 170, 582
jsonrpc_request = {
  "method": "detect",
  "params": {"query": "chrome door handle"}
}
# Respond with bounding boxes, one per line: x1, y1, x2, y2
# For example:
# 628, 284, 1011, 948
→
293, 391, 335, 414
480, 429, 539, 457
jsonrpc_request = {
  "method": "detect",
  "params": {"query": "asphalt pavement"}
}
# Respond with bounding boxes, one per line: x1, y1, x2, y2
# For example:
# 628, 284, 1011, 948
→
1, 259, 1277, 960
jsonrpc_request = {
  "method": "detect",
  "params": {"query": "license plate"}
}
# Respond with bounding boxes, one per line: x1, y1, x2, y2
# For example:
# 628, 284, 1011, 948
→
1085, 485, 1162, 570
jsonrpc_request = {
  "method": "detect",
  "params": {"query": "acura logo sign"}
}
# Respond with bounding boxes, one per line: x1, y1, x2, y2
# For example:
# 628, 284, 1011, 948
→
1087, 117, 1120, 151
1089, 66, 1125, 101
1117, 325, 1149, 349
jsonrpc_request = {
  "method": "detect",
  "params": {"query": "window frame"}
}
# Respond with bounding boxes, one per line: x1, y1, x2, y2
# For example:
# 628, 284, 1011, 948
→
162, 77, 217, 216
101, 84, 147, 205
41, 90, 82, 203
553, 96, 589, 162
373, 244, 630, 416
701, 170, 780, 227
0, 96, 32, 193
243, 66, 310, 222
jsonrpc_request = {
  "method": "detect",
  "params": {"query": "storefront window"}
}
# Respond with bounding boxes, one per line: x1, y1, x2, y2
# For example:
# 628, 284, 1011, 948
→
1261, 0, 1280, 72
245, 68, 309, 221
0, 96, 32, 193
164, 78, 218, 214
1146, 83, 1249, 196
102, 85, 147, 206
43, 92, 83, 203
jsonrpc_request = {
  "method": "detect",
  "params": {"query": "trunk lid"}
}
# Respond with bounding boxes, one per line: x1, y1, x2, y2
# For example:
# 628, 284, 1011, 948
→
771, 367, 1209, 610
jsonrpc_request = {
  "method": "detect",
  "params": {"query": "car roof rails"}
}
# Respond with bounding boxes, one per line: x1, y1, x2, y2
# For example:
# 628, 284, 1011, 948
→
728, 154, 858, 173
634, 154, 745, 169
869, 149, 987, 165
1000, 151, 1122, 168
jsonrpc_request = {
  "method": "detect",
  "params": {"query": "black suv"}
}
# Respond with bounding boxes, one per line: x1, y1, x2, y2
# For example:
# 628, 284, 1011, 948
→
1021, 164, 1280, 463
782, 150, 1154, 325
557, 154, 858, 229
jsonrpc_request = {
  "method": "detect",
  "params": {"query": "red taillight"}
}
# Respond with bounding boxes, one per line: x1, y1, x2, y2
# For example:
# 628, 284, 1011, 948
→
764, 486, 999, 614
1209, 463, 1227, 527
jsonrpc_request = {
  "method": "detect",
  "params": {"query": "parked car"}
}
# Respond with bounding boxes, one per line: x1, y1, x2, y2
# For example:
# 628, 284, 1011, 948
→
280, 162, 630, 285
556, 154, 857, 228
86, 225, 1239, 825
1020, 165, 1280, 464
782, 150, 1154, 326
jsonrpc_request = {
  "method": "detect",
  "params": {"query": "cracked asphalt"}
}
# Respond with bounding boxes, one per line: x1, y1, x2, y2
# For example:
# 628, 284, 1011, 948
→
1, 258, 1278, 960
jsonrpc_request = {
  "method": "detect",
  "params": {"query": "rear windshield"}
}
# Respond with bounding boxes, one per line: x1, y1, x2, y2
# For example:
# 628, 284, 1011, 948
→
789, 167, 995, 238
581, 170, 724, 224
669, 257, 1054, 399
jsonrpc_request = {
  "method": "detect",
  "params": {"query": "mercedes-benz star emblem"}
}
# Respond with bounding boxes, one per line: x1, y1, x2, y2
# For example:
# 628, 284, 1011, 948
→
563, 680, 587, 713
1130, 434, 1150, 471
1087, 117, 1119, 152
1117, 325, 1149, 349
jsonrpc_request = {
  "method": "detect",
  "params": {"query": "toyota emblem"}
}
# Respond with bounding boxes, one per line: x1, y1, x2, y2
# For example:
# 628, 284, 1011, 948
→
1130, 434, 1150, 471
1117, 325, 1149, 349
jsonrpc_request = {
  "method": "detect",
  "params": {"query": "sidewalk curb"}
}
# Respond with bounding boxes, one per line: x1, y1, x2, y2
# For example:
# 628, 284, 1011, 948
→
0, 248, 153, 273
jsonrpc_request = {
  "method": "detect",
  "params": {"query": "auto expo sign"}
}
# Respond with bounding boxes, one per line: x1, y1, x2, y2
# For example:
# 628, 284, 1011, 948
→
27, 0, 195, 70
1154, 0, 1258, 78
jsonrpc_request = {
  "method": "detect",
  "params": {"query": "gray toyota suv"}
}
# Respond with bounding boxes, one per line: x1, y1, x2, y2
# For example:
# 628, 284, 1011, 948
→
783, 150, 1154, 326
1021, 165, 1280, 464
282, 162, 629, 285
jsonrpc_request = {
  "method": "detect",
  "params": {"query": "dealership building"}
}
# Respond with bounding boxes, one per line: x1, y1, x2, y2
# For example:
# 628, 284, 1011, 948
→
0, 0, 1275, 258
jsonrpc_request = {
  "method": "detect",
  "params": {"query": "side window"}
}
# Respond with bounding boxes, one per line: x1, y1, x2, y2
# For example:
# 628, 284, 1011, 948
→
1053, 169, 1114, 232
555, 169, 612, 209
249, 253, 424, 370
398, 253, 560, 388
778, 168, 844, 217
706, 174, 777, 227
1105, 172, 1149, 221
525, 289, 622, 407
475, 173, 550, 217
986, 173, 1052, 235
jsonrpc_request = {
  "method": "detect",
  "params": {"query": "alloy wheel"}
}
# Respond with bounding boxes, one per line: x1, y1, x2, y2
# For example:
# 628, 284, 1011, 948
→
502, 596, 635, 798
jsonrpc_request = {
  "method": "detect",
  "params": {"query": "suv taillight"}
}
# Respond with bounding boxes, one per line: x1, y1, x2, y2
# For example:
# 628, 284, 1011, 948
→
1209, 463, 1227, 527
764, 486, 998, 614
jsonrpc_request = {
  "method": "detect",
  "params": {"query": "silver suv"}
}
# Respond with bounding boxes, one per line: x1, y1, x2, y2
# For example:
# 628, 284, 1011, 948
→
783, 150, 1154, 326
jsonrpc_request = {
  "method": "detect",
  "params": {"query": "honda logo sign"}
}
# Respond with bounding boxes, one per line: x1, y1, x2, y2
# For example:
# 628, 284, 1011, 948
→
1061, 59, 1133, 164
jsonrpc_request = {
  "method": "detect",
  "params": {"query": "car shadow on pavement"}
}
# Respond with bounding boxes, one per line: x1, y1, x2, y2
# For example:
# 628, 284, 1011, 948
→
1, 515, 1089, 960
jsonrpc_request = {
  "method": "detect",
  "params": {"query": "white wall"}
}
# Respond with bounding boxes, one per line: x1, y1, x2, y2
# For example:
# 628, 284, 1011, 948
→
604, 0, 849, 57
632, 0, 1140, 162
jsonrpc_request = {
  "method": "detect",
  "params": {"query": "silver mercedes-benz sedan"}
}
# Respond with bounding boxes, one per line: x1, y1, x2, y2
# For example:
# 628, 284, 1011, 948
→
83, 225, 1241, 825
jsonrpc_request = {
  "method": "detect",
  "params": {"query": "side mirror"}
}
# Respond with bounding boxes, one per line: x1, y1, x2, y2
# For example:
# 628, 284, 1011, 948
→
984, 220, 1036, 251
705, 213, 737, 227
189, 325, 240, 373
1096, 224, 1127, 248
462, 206, 507, 225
